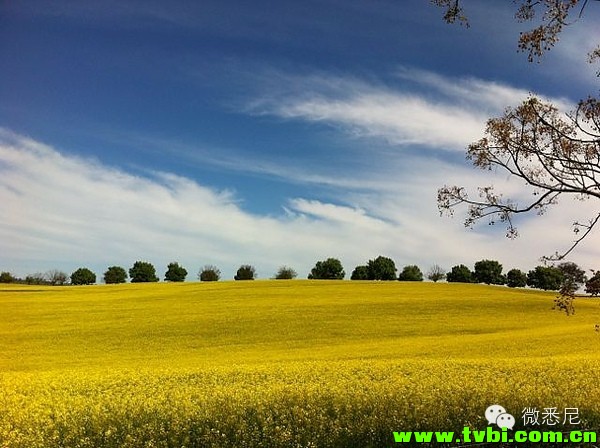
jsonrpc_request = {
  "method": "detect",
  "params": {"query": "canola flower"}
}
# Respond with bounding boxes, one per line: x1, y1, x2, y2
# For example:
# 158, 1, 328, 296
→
1, 281, 600, 447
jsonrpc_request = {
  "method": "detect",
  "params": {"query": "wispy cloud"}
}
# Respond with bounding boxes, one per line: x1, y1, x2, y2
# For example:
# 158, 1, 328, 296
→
245, 68, 574, 151
3, 127, 599, 282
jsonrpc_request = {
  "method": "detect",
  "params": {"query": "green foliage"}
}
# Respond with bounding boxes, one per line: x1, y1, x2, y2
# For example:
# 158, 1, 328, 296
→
198, 265, 221, 282
103, 266, 128, 284
235, 265, 256, 281
397, 264, 423, 282
0, 271, 15, 283
70, 267, 96, 285
427, 264, 446, 282
308, 258, 345, 280
446, 264, 473, 283
129, 261, 159, 283
274, 266, 297, 280
199, 265, 221, 282
506, 268, 527, 288
557, 261, 587, 292
473, 259, 505, 285
350, 265, 369, 280
367, 256, 397, 280
527, 266, 564, 291
164, 262, 187, 282
586, 271, 600, 296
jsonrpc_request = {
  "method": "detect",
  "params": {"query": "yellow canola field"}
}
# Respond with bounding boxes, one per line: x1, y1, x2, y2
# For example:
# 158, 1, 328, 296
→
1, 281, 600, 447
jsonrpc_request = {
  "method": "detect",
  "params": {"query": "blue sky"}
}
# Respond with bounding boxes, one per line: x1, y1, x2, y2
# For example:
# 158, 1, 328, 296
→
2, 0, 600, 280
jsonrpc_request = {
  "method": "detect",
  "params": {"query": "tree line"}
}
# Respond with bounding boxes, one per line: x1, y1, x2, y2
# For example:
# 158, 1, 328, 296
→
1, 256, 599, 296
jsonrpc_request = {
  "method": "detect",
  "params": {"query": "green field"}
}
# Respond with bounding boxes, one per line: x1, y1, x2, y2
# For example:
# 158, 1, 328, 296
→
2, 281, 600, 447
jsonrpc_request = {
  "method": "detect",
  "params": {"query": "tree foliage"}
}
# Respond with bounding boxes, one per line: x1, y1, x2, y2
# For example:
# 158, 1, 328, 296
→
198, 265, 221, 282
446, 264, 473, 283
556, 261, 587, 292
0, 271, 15, 283
434, 0, 600, 260
586, 270, 600, 296
70, 267, 96, 285
473, 259, 505, 285
506, 268, 528, 288
274, 266, 297, 280
164, 262, 188, 282
527, 265, 564, 291
350, 265, 370, 280
235, 265, 256, 281
104, 266, 128, 284
433, 0, 600, 64
129, 261, 159, 283
308, 258, 345, 280
367, 256, 397, 281
398, 265, 424, 282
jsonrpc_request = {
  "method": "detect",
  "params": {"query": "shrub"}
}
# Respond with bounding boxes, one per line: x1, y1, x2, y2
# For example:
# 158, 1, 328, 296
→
308, 258, 345, 280
129, 261, 159, 283
473, 259, 505, 285
104, 266, 128, 284
350, 265, 370, 280
164, 262, 187, 282
274, 266, 297, 280
506, 269, 527, 288
235, 265, 256, 281
198, 265, 221, 282
446, 264, 473, 283
367, 256, 397, 280
398, 265, 423, 281
70, 267, 96, 285
427, 265, 446, 282
0, 271, 15, 283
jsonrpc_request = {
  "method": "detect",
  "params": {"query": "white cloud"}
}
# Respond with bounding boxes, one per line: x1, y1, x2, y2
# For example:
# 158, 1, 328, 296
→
246, 68, 575, 151
3, 127, 599, 285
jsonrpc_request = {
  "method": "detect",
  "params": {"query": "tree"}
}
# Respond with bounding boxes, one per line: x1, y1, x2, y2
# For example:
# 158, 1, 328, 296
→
164, 262, 187, 282
556, 262, 587, 292
586, 270, 600, 296
70, 267, 96, 285
0, 272, 15, 283
527, 266, 564, 291
129, 261, 159, 283
104, 266, 128, 284
274, 266, 297, 280
427, 264, 446, 282
350, 265, 370, 280
446, 264, 473, 283
506, 268, 528, 288
198, 265, 221, 282
367, 256, 397, 280
235, 265, 256, 281
473, 259, 505, 285
434, 0, 600, 260
398, 265, 424, 282
46, 269, 68, 286
308, 258, 345, 280
25, 273, 47, 285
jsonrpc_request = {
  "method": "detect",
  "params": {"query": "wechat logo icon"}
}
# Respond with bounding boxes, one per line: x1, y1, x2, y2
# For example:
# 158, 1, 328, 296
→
485, 404, 515, 430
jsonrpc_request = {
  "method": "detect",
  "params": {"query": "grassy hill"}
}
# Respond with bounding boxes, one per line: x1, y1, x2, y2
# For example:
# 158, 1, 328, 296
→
1, 281, 600, 447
